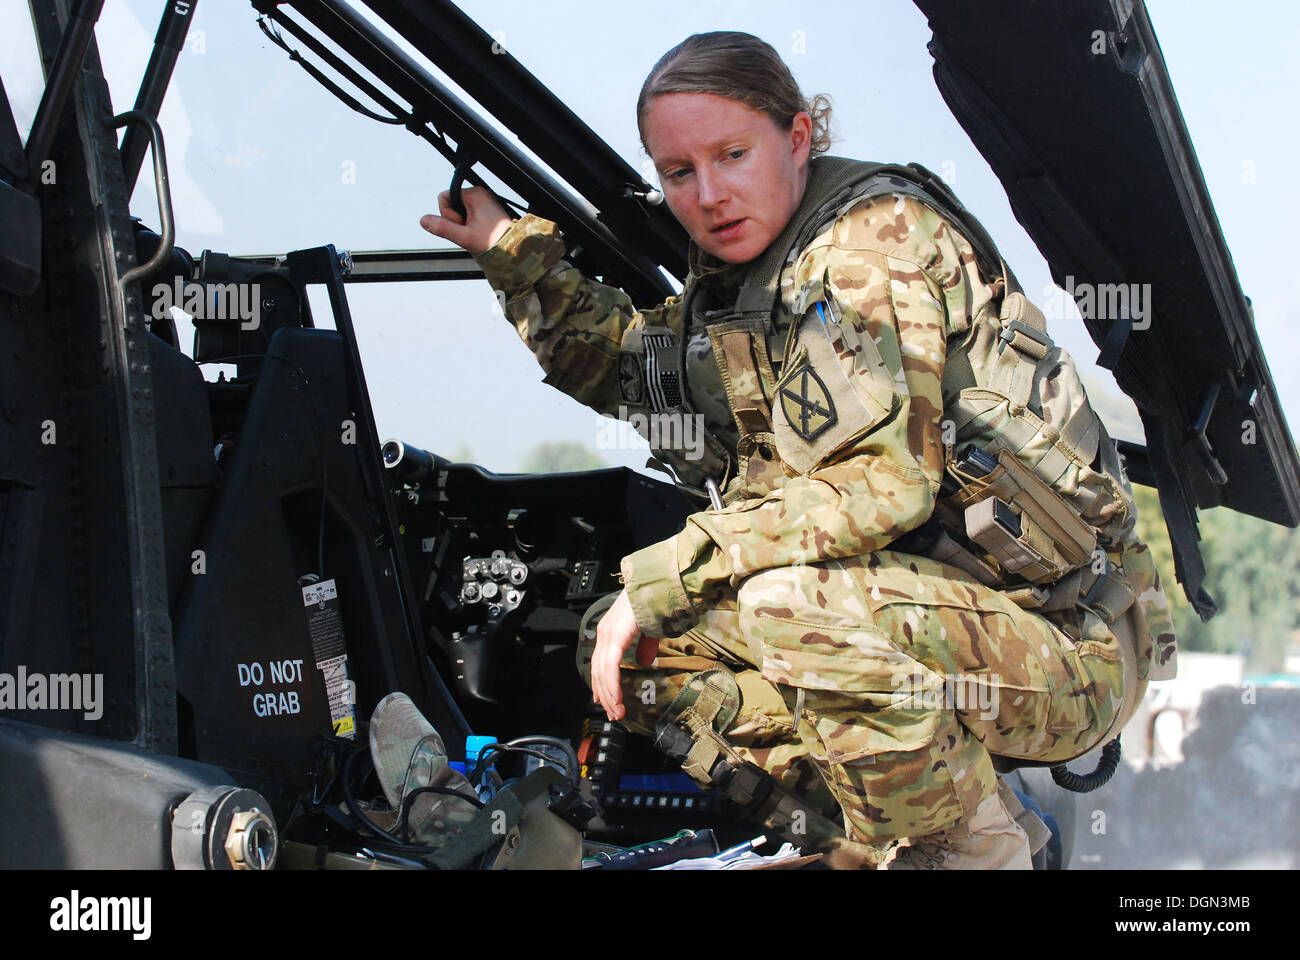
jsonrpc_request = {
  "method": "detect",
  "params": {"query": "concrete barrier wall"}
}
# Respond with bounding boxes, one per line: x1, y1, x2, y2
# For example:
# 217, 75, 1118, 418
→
1068, 682, 1299, 869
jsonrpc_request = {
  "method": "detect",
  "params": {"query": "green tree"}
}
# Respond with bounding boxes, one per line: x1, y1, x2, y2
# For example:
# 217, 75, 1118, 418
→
1131, 484, 1300, 673
518, 441, 605, 474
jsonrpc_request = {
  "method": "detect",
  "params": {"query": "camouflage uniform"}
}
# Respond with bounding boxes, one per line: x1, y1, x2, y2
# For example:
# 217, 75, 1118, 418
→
369, 692, 480, 844
473, 169, 1173, 845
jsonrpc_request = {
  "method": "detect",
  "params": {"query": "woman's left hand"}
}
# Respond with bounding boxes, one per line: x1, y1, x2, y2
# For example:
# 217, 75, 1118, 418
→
591, 590, 659, 722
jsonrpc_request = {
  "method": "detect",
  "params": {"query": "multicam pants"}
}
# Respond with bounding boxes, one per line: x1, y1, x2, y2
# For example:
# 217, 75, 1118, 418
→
578, 549, 1134, 843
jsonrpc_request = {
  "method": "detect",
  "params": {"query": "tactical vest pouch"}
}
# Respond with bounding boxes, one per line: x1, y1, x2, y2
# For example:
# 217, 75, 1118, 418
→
928, 529, 1002, 586
966, 497, 1062, 584
933, 268, 1177, 684
706, 319, 789, 497
945, 283, 1133, 542
951, 446, 1097, 584
935, 265, 1136, 601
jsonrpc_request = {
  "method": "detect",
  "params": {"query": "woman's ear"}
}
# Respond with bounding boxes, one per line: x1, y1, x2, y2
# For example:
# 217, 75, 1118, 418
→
790, 110, 813, 164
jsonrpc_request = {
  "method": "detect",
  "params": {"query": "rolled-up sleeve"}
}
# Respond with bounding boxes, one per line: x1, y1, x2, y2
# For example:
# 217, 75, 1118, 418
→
473, 214, 679, 413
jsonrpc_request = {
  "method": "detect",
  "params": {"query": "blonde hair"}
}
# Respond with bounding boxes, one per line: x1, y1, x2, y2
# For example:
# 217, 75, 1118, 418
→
636, 31, 833, 157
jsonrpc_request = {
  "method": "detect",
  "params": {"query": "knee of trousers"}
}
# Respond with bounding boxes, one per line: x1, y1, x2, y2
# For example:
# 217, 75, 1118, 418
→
736, 552, 1131, 766
970, 604, 1132, 764
736, 554, 1061, 838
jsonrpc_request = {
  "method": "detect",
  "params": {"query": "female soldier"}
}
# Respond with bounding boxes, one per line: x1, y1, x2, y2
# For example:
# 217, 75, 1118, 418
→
417, 31, 1165, 869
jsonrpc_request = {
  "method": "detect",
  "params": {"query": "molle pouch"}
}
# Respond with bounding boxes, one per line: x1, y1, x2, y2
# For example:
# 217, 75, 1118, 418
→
706, 318, 788, 496
953, 446, 1097, 584
707, 318, 779, 436
928, 529, 1002, 586
945, 287, 1135, 547
965, 497, 1065, 584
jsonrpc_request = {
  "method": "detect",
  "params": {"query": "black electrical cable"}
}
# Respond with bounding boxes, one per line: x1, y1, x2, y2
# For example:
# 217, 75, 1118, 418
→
502, 735, 580, 781
1050, 735, 1122, 793
306, 734, 352, 807
258, 16, 407, 126
258, 11, 525, 222
396, 784, 485, 842
341, 741, 407, 846
470, 743, 570, 783
339, 743, 441, 853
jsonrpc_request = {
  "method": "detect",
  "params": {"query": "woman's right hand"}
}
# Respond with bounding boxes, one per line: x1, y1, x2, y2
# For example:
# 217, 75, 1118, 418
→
419, 186, 513, 255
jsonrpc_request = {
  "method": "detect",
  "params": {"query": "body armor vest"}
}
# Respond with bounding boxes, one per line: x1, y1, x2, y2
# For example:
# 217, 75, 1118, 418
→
634, 158, 1160, 656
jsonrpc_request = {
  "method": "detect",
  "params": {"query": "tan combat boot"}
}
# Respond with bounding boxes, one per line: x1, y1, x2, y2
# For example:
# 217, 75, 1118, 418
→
882, 787, 1033, 870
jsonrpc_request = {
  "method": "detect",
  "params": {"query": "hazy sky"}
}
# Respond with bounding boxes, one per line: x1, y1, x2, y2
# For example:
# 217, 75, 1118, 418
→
3, 0, 1297, 476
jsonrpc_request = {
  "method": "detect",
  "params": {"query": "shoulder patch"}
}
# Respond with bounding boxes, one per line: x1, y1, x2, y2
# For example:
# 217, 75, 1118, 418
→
618, 351, 644, 405
778, 362, 837, 441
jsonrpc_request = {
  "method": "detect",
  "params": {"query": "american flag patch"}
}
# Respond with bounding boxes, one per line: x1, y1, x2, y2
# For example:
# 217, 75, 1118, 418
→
643, 333, 682, 411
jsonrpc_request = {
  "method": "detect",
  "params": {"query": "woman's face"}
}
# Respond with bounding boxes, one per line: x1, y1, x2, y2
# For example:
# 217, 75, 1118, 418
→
643, 92, 812, 264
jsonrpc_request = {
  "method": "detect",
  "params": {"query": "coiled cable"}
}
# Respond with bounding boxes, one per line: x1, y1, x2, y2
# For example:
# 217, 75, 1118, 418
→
1050, 735, 1122, 793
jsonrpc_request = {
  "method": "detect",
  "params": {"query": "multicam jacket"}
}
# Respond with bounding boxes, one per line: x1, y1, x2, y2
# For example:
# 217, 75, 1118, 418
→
473, 189, 996, 641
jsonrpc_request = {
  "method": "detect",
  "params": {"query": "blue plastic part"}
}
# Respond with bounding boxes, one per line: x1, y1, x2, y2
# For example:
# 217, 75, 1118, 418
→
465, 735, 497, 764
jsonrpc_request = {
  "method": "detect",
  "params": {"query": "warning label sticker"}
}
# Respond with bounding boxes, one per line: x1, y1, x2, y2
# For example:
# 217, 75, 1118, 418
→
316, 654, 355, 738
303, 578, 356, 739
302, 579, 337, 606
